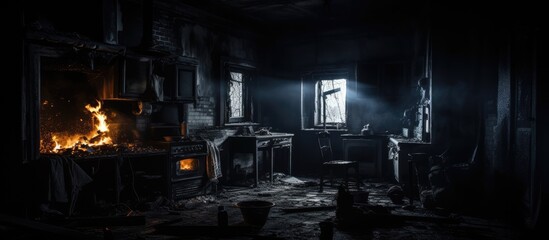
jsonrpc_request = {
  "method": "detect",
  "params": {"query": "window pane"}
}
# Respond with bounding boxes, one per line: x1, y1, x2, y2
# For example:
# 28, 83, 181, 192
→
230, 72, 242, 82
317, 79, 346, 124
229, 72, 243, 118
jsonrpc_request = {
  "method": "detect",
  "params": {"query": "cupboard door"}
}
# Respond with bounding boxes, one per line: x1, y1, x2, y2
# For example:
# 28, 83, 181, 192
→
121, 55, 151, 98
174, 64, 197, 102
163, 57, 198, 103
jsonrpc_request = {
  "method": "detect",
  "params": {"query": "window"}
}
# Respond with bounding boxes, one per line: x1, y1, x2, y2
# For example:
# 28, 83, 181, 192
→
228, 71, 244, 119
315, 79, 347, 127
300, 66, 353, 130
222, 61, 255, 124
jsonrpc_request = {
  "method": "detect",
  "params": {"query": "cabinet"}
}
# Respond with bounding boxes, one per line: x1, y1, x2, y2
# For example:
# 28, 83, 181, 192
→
108, 54, 198, 103
388, 138, 430, 185
341, 134, 387, 178
120, 55, 152, 98
164, 57, 198, 103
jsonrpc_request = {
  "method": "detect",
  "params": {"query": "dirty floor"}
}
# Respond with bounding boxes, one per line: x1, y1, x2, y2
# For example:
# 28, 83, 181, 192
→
44, 174, 531, 239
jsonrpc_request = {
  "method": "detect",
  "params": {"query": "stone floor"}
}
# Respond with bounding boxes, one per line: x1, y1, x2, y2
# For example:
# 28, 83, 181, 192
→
68, 174, 530, 239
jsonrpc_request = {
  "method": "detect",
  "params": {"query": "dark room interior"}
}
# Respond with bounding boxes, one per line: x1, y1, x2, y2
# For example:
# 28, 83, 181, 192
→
7, 0, 547, 239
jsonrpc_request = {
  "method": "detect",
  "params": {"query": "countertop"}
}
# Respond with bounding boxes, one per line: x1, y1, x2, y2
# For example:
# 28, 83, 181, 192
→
389, 137, 431, 145
229, 132, 294, 139
340, 133, 395, 139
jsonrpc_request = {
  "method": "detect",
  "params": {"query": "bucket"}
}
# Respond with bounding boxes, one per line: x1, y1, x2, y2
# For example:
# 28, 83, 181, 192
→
235, 200, 275, 227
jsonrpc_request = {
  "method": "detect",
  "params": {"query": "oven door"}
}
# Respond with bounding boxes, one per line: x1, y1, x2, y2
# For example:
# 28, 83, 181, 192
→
170, 153, 206, 182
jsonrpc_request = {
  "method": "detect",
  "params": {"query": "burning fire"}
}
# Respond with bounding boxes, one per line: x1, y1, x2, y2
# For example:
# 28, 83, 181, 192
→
179, 159, 195, 171
47, 100, 113, 153
85, 101, 110, 134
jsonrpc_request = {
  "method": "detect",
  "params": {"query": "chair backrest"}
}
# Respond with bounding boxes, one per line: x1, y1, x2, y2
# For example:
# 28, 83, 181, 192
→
317, 131, 333, 163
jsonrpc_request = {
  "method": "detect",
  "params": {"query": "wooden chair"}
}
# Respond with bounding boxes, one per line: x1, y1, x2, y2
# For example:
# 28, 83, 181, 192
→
318, 131, 361, 192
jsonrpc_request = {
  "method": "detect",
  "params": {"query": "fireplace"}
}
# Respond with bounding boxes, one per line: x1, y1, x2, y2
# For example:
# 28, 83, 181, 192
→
26, 43, 211, 203
27, 44, 126, 159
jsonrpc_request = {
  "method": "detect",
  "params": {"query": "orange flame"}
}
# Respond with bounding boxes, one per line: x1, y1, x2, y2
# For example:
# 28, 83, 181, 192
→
52, 135, 62, 152
179, 159, 195, 171
85, 100, 110, 133
47, 100, 113, 153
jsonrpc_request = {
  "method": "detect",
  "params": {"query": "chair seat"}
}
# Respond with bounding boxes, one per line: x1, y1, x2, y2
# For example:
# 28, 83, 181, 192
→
323, 160, 357, 165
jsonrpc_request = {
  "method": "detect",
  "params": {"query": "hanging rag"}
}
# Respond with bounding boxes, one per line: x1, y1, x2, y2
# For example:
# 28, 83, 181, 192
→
205, 140, 222, 181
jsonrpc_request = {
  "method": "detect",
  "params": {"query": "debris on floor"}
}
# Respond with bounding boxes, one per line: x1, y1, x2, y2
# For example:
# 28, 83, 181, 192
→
21, 175, 528, 239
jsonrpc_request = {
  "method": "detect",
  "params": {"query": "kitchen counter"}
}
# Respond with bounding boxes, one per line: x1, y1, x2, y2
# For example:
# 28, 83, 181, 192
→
388, 137, 431, 184
389, 137, 430, 145
230, 132, 294, 139
340, 134, 391, 139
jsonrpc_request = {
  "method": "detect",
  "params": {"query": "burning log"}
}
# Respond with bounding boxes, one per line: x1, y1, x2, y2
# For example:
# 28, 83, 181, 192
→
89, 131, 107, 144
42, 100, 113, 154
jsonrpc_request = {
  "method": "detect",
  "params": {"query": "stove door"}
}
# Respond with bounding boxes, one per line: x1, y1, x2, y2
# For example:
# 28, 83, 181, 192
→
169, 152, 209, 200
171, 153, 206, 181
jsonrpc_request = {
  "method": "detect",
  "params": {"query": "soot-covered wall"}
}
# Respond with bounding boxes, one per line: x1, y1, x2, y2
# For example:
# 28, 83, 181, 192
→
265, 26, 417, 134
12, 0, 262, 214
259, 24, 419, 175
429, 0, 544, 227
23, 0, 261, 133
150, 0, 259, 131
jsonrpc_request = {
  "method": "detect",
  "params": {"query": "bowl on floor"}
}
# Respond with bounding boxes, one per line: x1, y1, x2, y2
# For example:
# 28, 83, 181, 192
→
235, 200, 275, 228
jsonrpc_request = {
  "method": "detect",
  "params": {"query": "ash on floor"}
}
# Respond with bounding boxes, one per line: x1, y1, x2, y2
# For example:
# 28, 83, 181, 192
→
70, 174, 528, 239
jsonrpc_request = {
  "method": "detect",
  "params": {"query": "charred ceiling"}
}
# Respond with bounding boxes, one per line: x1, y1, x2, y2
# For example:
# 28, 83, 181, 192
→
181, 0, 545, 37
180, 0, 428, 35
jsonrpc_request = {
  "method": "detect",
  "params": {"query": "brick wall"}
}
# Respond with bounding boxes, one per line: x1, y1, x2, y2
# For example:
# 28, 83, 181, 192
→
151, 5, 178, 53
187, 96, 215, 132
144, 0, 258, 132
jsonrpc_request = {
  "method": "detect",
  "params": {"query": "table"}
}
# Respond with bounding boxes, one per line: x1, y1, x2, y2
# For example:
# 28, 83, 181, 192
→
228, 133, 293, 187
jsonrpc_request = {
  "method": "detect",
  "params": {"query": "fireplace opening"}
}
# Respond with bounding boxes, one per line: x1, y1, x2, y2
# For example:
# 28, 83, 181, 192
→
40, 69, 98, 152
39, 54, 131, 155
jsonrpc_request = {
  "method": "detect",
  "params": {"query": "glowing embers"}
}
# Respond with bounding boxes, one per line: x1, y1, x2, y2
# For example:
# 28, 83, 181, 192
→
176, 158, 198, 175
41, 100, 113, 153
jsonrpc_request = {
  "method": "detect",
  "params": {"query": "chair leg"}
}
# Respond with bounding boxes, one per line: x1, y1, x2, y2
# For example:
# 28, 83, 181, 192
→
319, 167, 324, 192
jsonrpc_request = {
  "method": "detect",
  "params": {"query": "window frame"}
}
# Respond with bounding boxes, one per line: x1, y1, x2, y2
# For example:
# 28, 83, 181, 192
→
314, 78, 348, 128
220, 58, 256, 125
226, 68, 247, 123
300, 65, 355, 130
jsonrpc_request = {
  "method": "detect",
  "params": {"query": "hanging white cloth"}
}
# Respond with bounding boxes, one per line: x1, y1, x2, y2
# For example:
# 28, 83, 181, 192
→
205, 140, 222, 181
